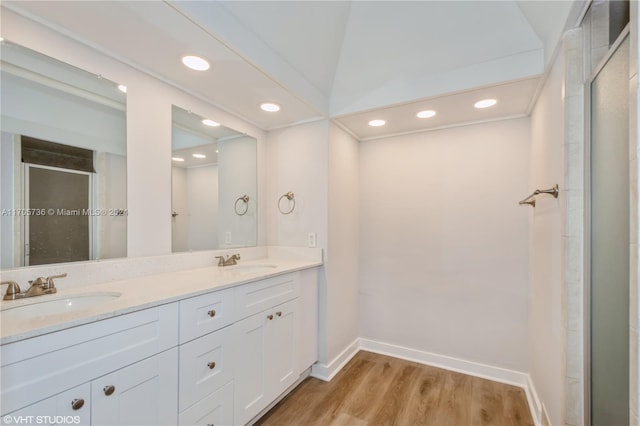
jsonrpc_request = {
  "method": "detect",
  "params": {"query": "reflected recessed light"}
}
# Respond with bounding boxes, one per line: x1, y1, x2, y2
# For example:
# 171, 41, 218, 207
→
368, 119, 386, 127
172, 157, 185, 162
182, 55, 210, 71
215, 149, 219, 153
202, 119, 220, 127
260, 102, 281, 112
192, 153, 207, 159
416, 110, 436, 119
117, 84, 127, 93
474, 99, 497, 109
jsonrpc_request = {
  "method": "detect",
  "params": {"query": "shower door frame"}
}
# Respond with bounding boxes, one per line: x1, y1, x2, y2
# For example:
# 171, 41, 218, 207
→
22, 162, 95, 266
583, 23, 631, 426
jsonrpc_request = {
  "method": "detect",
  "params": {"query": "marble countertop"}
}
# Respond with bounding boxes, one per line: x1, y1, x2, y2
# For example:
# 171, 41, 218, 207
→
0, 256, 321, 345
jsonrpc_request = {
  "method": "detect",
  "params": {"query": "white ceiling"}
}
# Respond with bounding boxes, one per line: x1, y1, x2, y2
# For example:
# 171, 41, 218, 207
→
2, 0, 577, 139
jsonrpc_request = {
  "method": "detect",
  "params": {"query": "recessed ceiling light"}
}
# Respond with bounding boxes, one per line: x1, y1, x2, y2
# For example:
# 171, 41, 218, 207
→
117, 84, 127, 93
260, 102, 281, 112
416, 110, 436, 119
474, 99, 497, 109
182, 55, 210, 71
368, 119, 386, 127
192, 153, 207, 159
202, 119, 220, 127
172, 157, 185, 162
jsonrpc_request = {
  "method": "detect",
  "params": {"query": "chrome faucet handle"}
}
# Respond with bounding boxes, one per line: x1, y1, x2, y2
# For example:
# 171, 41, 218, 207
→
215, 256, 225, 267
2, 281, 21, 300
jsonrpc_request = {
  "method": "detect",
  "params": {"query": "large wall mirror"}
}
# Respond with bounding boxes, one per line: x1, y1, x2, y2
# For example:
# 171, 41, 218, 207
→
0, 41, 127, 268
171, 105, 257, 252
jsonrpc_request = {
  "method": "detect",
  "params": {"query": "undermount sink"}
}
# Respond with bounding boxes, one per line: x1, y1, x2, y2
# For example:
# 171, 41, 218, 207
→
228, 264, 278, 274
1, 292, 121, 322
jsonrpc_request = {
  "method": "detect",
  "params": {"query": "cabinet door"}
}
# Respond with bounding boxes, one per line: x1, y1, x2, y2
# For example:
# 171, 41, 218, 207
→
267, 299, 297, 398
91, 348, 178, 426
234, 299, 298, 425
2, 383, 90, 426
233, 311, 269, 425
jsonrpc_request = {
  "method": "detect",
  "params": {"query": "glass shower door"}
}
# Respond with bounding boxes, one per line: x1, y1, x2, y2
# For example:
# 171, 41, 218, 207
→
590, 35, 629, 425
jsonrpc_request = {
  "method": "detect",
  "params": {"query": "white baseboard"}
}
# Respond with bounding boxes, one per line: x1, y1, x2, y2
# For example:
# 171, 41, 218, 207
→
310, 338, 360, 381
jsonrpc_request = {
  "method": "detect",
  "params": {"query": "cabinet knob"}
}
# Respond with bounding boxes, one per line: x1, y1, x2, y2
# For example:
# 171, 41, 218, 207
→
267, 314, 274, 320
207, 309, 216, 318
103, 385, 116, 396
71, 399, 85, 410
208, 361, 216, 369
276, 311, 282, 317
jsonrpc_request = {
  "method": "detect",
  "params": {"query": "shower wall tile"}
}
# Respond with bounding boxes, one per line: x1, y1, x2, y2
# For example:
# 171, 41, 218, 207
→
565, 236, 582, 283
564, 142, 584, 191
631, 243, 639, 329
564, 29, 584, 98
566, 330, 583, 379
562, 27, 585, 426
564, 190, 584, 239
565, 377, 582, 426
631, 0, 638, 80
566, 278, 582, 332
632, 327, 639, 418
564, 94, 585, 147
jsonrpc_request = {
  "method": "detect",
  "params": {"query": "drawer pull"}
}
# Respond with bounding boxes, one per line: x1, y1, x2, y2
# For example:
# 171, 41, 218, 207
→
276, 311, 282, 317
208, 361, 216, 369
267, 314, 274, 320
71, 399, 85, 410
103, 385, 116, 396
207, 424, 214, 426
207, 309, 216, 318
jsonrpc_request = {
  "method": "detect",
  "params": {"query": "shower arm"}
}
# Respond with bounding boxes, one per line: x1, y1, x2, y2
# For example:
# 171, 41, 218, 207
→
518, 184, 559, 208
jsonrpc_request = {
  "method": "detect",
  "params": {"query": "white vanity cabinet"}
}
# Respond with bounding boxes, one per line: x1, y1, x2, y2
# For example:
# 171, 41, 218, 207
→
0, 303, 179, 425
1, 264, 320, 426
233, 272, 311, 425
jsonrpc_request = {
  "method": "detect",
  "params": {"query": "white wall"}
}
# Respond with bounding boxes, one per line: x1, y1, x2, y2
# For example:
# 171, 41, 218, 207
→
97, 152, 127, 259
1, 8, 267, 260
218, 136, 257, 248
188, 165, 219, 250
266, 120, 331, 360
1, 72, 126, 156
171, 167, 188, 253
528, 47, 566, 426
358, 118, 530, 372
325, 123, 360, 362
0, 133, 17, 268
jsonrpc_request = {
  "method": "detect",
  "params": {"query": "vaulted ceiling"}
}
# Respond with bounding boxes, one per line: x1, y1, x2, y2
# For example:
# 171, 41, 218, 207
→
2, 0, 577, 138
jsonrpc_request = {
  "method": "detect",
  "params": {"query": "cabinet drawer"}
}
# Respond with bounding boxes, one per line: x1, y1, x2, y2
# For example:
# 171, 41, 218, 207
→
178, 381, 233, 426
179, 326, 234, 411
234, 273, 298, 319
179, 288, 234, 344
2, 383, 91, 426
1, 303, 179, 416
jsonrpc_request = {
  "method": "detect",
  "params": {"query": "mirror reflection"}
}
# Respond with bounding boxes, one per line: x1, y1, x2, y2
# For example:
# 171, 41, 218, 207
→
171, 105, 257, 252
0, 41, 127, 268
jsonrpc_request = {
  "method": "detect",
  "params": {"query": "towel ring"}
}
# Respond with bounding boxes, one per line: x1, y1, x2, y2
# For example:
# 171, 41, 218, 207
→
234, 195, 250, 216
278, 192, 295, 215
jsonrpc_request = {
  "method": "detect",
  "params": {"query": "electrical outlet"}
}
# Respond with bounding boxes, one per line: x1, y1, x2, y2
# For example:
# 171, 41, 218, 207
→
308, 232, 317, 248
225, 232, 231, 244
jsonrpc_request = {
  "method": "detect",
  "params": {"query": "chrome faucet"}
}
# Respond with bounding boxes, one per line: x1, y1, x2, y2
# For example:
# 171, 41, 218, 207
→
215, 254, 241, 267
2, 273, 67, 300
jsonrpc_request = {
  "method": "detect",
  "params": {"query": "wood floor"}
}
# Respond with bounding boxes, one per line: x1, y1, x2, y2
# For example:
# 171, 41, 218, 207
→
256, 351, 533, 426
